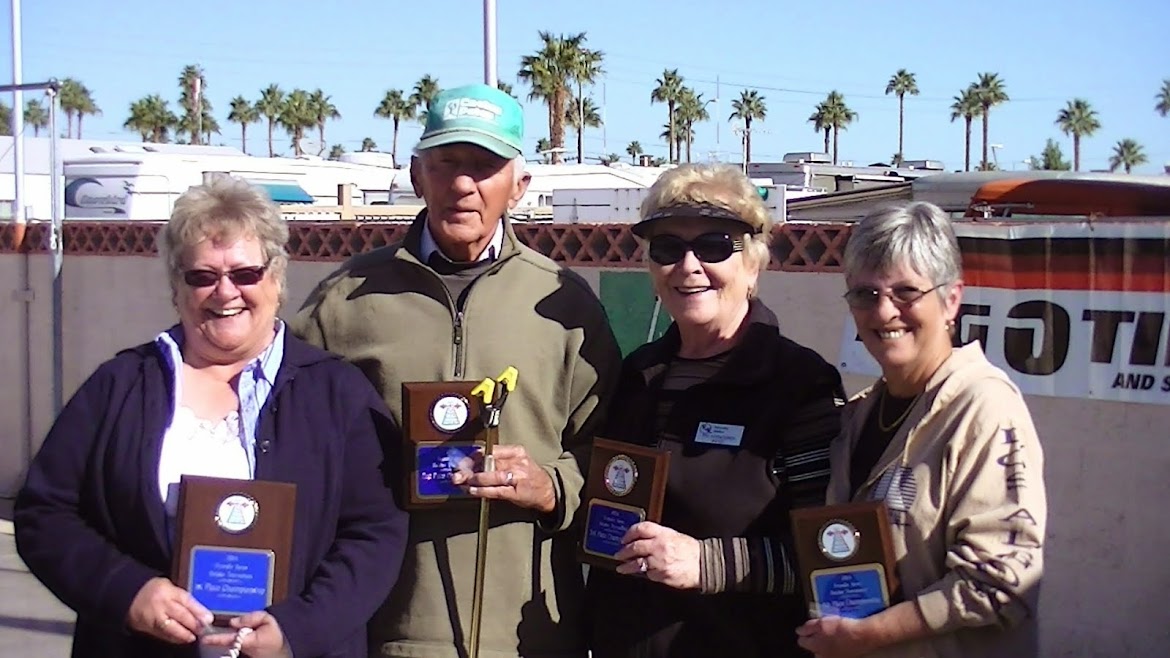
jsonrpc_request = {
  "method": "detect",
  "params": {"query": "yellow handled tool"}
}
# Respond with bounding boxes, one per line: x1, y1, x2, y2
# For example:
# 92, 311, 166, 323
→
467, 366, 518, 658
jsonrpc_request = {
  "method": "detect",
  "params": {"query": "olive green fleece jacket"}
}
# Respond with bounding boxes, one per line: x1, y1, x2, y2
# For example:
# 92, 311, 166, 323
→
289, 213, 621, 658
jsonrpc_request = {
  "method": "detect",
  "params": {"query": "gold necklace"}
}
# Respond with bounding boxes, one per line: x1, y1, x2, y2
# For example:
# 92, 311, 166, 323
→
878, 390, 919, 432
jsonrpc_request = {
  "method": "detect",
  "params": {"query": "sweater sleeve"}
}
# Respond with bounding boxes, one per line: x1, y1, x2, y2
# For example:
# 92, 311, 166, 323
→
914, 381, 1046, 634
14, 363, 161, 627
697, 362, 845, 594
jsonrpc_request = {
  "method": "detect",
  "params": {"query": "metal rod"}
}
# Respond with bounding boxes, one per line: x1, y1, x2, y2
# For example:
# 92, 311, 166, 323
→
49, 87, 63, 414
468, 424, 496, 658
11, 0, 24, 227
482, 0, 497, 87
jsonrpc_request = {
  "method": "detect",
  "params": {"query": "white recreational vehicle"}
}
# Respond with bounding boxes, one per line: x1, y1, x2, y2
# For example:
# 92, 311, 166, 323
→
64, 152, 398, 220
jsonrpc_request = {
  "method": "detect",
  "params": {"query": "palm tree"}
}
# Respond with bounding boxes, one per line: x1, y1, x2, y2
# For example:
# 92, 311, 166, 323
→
497, 81, 517, 99
256, 85, 285, 157
177, 65, 208, 145
1109, 139, 1147, 173
626, 140, 643, 164
374, 89, 414, 167
659, 123, 687, 162
279, 89, 316, 156
124, 95, 177, 142
972, 73, 1009, 170
58, 78, 83, 138
360, 137, 377, 152
308, 89, 340, 156
650, 69, 685, 163
227, 96, 259, 154
24, 99, 48, 137
884, 69, 919, 166
518, 32, 585, 164
0, 102, 10, 136
729, 89, 767, 168
327, 144, 345, 160
410, 75, 441, 124
675, 88, 711, 163
949, 87, 983, 172
600, 153, 621, 165
822, 91, 857, 165
1055, 98, 1101, 172
807, 102, 831, 156
1155, 79, 1170, 117
565, 95, 603, 162
569, 41, 604, 163
535, 137, 553, 163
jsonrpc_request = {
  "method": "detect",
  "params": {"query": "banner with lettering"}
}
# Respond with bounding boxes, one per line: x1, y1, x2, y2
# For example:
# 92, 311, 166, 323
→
838, 221, 1170, 406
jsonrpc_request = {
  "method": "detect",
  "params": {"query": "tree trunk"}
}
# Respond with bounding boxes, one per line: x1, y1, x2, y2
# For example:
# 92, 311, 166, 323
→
686, 131, 692, 163
744, 118, 752, 167
551, 88, 566, 164
897, 94, 905, 163
319, 124, 326, 156
77, 114, 84, 139
981, 107, 990, 170
833, 126, 839, 165
964, 118, 972, 172
577, 81, 584, 164
667, 101, 676, 164
392, 120, 400, 167
267, 120, 275, 157
241, 125, 248, 155
1073, 136, 1081, 172
823, 128, 830, 156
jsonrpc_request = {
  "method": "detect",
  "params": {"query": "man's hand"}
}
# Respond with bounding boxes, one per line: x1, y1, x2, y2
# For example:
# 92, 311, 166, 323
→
451, 444, 557, 513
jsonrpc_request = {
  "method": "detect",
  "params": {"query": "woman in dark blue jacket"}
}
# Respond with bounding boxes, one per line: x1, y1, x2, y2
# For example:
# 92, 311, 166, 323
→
15, 176, 408, 658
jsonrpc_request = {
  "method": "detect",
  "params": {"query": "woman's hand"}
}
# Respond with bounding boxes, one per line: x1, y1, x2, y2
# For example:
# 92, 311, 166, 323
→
200, 611, 291, 658
796, 616, 873, 658
451, 444, 557, 513
613, 521, 701, 590
125, 576, 214, 644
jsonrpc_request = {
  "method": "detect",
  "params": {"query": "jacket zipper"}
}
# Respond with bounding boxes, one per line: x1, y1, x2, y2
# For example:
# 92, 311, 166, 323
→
453, 310, 465, 379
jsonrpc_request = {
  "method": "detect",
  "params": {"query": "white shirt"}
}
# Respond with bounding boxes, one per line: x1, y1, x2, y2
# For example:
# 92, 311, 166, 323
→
419, 216, 504, 264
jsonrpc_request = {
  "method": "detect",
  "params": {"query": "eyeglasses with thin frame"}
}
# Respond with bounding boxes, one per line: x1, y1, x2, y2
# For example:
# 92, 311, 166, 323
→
182, 265, 269, 288
842, 283, 945, 310
647, 232, 744, 266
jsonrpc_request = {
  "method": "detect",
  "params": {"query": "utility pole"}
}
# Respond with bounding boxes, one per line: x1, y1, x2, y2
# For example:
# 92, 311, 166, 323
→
483, 0, 497, 86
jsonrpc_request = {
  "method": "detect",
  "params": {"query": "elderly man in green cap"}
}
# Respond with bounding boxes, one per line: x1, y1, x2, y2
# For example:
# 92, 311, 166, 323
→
292, 84, 620, 657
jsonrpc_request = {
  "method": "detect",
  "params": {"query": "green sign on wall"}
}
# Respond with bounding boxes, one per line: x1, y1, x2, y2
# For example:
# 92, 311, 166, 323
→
599, 271, 672, 356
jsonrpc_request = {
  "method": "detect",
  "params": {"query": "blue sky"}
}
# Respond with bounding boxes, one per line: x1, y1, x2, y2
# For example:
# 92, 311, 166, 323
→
6, 0, 1169, 173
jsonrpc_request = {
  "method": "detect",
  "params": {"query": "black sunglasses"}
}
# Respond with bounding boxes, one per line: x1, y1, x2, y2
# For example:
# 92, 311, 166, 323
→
182, 265, 268, 288
843, 284, 944, 310
647, 232, 744, 266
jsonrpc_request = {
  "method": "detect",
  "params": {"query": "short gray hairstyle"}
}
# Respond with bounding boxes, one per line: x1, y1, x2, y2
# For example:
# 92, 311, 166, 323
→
843, 201, 962, 291
160, 175, 290, 300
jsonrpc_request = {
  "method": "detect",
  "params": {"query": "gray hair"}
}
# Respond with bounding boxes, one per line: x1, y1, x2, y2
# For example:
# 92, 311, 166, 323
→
843, 201, 962, 292
161, 175, 290, 301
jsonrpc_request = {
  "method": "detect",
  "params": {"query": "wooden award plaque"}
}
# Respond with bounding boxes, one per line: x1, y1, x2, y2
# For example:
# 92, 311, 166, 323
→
401, 381, 487, 509
789, 501, 899, 619
578, 437, 670, 570
171, 475, 296, 625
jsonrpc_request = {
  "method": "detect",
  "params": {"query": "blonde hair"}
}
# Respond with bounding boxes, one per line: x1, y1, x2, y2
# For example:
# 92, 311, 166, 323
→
161, 175, 290, 301
639, 163, 774, 273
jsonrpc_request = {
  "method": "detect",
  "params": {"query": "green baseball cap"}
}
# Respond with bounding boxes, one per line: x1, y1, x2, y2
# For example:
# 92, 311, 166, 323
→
415, 84, 524, 159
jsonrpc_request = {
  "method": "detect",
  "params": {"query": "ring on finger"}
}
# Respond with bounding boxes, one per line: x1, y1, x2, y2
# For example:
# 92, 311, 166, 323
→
504, 471, 515, 486
158, 617, 173, 630
638, 557, 648, 573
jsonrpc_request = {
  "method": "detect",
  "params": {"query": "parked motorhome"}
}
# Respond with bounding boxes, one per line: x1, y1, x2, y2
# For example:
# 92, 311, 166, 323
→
63, 152, 396, 220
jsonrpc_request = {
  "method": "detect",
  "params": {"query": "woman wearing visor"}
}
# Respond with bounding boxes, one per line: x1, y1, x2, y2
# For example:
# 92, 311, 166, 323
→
586, 163, 845, 657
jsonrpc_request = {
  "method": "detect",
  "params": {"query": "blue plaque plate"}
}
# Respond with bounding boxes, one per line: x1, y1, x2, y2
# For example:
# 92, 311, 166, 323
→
810, 563, 889, 619
582, 500, 645, 559
415, 443, 484, 499
188, 546, 275, 616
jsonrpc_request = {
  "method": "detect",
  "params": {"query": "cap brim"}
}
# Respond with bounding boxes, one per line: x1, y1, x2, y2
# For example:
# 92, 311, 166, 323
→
632, 203, 758, 238
415, 128, 521, 159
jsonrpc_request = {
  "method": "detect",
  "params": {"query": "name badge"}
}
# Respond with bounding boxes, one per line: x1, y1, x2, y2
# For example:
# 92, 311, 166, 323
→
694, 422, 744, 447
